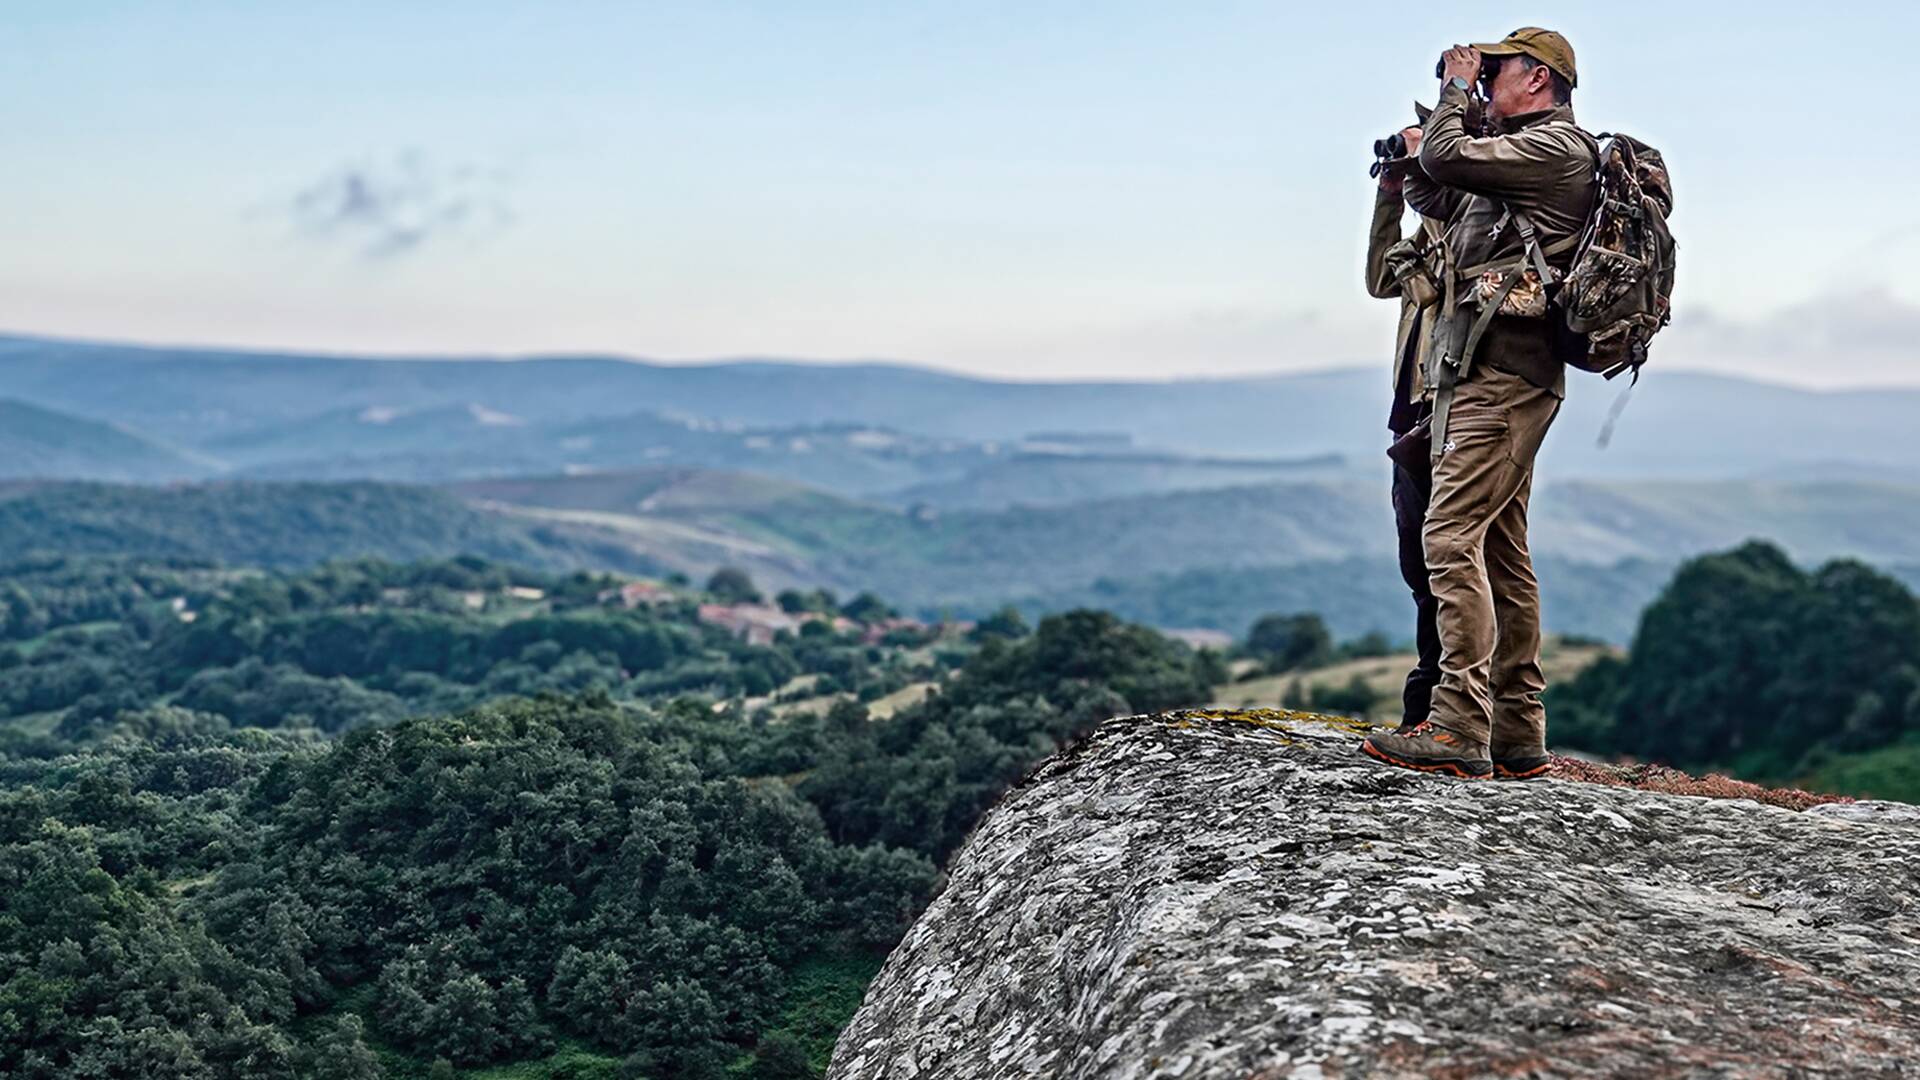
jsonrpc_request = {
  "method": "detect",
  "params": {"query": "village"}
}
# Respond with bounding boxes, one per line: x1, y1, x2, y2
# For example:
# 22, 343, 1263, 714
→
600, 576, 966, 647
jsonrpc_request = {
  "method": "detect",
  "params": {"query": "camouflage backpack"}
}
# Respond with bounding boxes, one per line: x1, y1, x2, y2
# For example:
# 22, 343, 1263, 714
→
1556, 134, 1676, 380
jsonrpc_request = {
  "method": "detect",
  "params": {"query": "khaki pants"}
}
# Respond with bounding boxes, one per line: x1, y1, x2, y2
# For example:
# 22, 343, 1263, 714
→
1423, 363, 1560, 749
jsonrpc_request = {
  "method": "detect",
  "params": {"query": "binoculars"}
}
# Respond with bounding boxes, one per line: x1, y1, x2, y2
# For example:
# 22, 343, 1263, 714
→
1435, 54, 1503, 82
1373, 132, 1408, 161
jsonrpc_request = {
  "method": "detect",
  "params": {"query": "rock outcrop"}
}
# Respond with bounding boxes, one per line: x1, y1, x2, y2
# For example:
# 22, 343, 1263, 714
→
830, 709, 1920, 1079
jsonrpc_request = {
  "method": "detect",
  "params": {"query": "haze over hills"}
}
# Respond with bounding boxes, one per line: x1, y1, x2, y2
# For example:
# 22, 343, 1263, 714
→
8, 333, 1920, 482
1532, 479, 1920, 565
208, 402, 1007, 494
10, 331, 1920, 644
0, 473, 1662, 640
4, 467, 1908, 643
453, 469, 1396, 601
0, 399, 215, 482
880, 450, 1352, 510
450, 467, 1920, 638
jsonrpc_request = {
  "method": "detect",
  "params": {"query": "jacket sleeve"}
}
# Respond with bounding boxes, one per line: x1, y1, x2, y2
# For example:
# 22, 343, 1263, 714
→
1364, 188, 1406, 299
1417, 80, 1567, 204
1401, 155, 1464, 222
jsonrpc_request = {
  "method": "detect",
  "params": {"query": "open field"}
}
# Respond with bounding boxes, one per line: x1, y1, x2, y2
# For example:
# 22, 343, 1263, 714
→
1213, 638, 1618, 725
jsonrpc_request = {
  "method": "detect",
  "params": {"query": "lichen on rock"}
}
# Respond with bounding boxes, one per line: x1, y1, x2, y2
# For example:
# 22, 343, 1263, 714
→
829, 709, 1920, 1079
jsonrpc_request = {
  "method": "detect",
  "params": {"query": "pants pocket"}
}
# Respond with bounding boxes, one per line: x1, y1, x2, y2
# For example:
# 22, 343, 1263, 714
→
1442, 413, 1507, 456
1430, 412, 1512, 523
1504, 398, 1560, 469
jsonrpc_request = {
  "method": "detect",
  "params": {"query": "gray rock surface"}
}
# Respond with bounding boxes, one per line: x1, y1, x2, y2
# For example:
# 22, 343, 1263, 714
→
829, 709, 1920, 1079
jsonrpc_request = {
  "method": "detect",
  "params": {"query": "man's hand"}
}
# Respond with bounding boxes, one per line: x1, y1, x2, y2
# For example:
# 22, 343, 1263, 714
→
1400, 125, 1423, 157
1439, 45, 1481, 86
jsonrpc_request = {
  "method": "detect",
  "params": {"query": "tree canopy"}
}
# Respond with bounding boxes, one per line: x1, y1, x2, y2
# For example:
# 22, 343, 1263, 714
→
0, 555, 1225, 1077
1551, 540, 1920, 783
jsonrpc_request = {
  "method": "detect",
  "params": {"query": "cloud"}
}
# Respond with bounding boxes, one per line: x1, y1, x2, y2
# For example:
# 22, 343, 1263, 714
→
930, 288, 1920, 386
287, 150, 513, 261
1660, 288, 1920, 386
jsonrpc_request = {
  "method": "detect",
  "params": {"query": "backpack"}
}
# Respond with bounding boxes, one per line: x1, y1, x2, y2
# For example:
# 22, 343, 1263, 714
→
1427, 128, 1675, 461
1557, 134, 1676, 380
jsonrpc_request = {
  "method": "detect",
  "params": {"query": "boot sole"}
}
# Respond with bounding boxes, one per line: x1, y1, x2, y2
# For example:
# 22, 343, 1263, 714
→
1360, 739, 1492, 780
1493, 759, 1552, 780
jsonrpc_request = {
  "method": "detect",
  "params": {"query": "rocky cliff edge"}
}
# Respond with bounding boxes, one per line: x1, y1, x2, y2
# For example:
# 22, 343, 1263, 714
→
829, 708, 1920, 1079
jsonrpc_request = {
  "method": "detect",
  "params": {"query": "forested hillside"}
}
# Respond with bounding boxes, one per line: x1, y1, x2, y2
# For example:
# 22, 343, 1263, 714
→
0, 477, 1637, 641
5, 521, 1916, 1079
0, 554, 1224, 1077
0, 482, 621, 572
0, 555, 959, 750
1548, 540, 1920, 802
1007, 554, 1676, 644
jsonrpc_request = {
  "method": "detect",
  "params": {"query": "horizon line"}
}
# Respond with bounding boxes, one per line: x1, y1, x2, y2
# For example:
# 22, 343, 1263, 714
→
3, 327, 1916, 396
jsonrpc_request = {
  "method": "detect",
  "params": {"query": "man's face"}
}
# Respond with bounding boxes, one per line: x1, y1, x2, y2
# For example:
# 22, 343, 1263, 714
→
1483, 55, 1548, 119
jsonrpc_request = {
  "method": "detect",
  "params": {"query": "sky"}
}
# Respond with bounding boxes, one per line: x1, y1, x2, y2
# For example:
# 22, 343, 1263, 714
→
4, 2, 1918, 386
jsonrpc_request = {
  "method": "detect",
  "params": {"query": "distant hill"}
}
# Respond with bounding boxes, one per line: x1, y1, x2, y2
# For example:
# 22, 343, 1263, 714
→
1004, 555, 1676, 644
7, 333, 1920, 481
0, 480, 632, 572
452, 468, 1397, 608
207, 403, 1005, 494
203, 402, 548, 473
452, 466, 1920, 639
1533, 479, 1920, 565
8, 473, 1919, 644
455, 468, 891, 594
0, 398, 214, 482
880, 451, 1352, 510
147, 384, 1367, 506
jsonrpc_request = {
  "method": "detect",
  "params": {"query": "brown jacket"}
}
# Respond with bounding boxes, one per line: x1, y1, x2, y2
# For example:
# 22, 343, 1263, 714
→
1404, 80, 1598, 396
1363, 187, 1442, 432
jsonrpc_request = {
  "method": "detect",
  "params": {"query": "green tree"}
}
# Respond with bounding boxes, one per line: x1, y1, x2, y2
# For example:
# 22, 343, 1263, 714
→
1543, 653, 1625, 751
750, 1031, 816, 1079
1573, 541, 1920, 776
428, 973, 503, 1064
1341, 630, 1394, 659
549, 948, 633, 1043
800, 610, 1219, 861
1245, 613, 1334, 673
968, 606, 1030, 642
1282, 677, 1308, 709
1191, 647, 1230, 689
1309, 675, 1379, 717
840, 592, 896, 624
299, 1016, 381, 1080
706, 567, 762, 604
1612, 541, 1804, 765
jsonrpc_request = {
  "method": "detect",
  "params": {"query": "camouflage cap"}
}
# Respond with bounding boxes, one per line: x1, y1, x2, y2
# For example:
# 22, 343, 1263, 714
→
1471, 27, 1577, 88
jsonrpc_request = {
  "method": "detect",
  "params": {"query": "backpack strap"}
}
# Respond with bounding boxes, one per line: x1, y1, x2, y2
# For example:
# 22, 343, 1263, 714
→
1451, 229, 1579, 282
1429, 355, 1458, 465
1508, 209, 1559, 284
1430, 264, 1531, 464
1461, 267, 1529, 369
1432, 126, 1605, 462
1428, 208, 1580, 463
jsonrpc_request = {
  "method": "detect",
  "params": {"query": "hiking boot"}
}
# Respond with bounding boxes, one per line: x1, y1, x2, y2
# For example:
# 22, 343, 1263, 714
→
1491, 745, 1552, 780
1360, 722, 1492, 780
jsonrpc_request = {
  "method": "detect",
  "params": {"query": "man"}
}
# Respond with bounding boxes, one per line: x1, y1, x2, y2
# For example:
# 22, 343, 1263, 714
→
1364, 125, 1443, 734
1361, 28, 1597, 780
